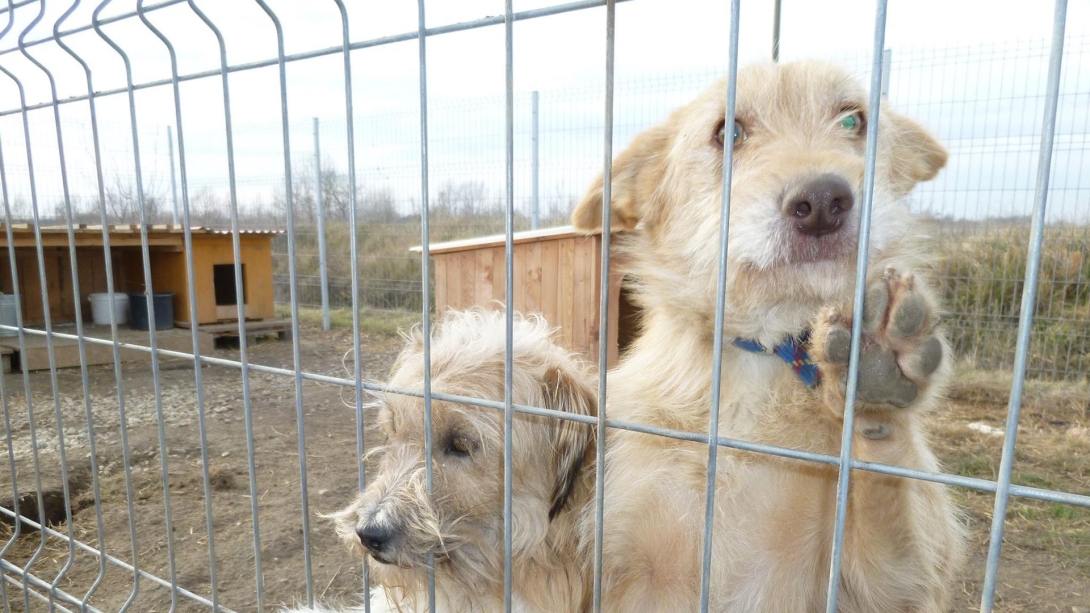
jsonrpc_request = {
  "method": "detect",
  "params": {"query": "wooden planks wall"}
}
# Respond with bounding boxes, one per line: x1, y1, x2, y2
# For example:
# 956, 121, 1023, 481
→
0, 247, 130, 327
432, 234, 623, 368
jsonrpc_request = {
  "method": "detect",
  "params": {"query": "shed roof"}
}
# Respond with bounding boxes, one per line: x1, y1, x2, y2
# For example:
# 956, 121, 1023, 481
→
0, 224, 284, 235
410, 225, 603, 255
0, 224, 283, 248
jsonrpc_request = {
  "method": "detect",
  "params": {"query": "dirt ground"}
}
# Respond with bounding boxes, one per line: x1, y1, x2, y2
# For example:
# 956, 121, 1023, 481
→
0, 325, 1087, 612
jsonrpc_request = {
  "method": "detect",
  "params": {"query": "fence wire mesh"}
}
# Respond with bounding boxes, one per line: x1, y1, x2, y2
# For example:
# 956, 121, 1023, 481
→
3, 34, 1088, 379
281, 37, 1090, 380
0, 0, 1087, 612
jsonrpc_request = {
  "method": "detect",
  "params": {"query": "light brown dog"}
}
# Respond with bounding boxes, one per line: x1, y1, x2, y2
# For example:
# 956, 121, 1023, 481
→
571, 60, 965, 612
287, 309, 596, 613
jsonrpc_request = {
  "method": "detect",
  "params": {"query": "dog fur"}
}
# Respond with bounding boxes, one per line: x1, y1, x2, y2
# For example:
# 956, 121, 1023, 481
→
570, 60, 966, 612
284, 309, 596, 613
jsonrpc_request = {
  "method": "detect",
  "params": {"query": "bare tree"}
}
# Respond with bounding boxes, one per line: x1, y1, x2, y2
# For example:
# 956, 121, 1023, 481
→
319, 165, 353, 221
188, 187, 232, 228
360, 188, 399, 223
271, 164, 320, 224
433, 180, 490, 218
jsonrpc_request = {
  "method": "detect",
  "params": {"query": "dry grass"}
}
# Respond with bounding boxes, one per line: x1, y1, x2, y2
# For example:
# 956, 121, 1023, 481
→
935, 224, 1090, 380
276, 304, 420, 337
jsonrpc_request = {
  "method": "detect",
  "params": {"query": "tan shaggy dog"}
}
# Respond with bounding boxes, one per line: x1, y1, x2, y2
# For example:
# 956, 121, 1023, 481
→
284, 309, 596, 613
571, 60, 966, 612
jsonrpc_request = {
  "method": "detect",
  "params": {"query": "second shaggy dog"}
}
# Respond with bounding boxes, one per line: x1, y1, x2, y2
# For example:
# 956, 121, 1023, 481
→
286, 309, 596, 613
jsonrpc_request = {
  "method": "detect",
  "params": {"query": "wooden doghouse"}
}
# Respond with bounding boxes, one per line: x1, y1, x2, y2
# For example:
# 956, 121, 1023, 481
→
0, 224, 283, 370
412, 226, 636, 369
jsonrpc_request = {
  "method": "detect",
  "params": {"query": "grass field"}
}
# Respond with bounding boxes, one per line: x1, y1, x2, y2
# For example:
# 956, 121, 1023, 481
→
936, 367, 1089, 610
936, 224, 1090, 380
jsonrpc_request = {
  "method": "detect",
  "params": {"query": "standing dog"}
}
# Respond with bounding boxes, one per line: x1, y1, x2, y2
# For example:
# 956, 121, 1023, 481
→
286, 309, 596, 613
571, 60, 965, 612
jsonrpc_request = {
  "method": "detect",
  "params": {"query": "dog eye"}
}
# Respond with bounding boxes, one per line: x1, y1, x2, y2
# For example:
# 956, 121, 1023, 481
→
715, 120, 746, 147
445, 435, 474, 457
838, 110, 864, 132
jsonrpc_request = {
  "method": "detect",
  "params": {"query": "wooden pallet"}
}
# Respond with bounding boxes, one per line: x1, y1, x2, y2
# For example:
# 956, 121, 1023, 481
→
193, 319, 293, 345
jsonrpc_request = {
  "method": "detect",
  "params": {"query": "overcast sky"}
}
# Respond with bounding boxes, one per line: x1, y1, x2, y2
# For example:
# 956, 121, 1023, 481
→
0, 0, 1087, 224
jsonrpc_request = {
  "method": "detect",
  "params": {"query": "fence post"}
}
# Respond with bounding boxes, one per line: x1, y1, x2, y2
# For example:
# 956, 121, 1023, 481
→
772, 0, 781, 62
531, 90, 540, 230
881, 49, 892, 99
314, 117, 330, 330
168, 125, 179, 225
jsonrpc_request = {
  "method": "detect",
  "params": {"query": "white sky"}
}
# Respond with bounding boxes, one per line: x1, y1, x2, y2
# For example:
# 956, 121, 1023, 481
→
0, 0, 1088, 223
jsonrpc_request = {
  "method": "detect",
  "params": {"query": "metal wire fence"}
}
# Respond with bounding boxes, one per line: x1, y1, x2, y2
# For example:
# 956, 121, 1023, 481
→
271, 35, 1090, 380
0, 0, 1087, 613
4, 29, 1087, 378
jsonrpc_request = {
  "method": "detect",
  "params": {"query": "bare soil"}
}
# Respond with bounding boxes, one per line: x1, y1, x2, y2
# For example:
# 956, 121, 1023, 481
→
1, 327, 402, 612
934, 374, 1090, 612
0, 327, 1087, 612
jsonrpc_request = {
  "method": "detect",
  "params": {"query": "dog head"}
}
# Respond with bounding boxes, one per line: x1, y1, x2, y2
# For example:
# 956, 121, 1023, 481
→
572, 60, 945, 338
331, 309, 596, 595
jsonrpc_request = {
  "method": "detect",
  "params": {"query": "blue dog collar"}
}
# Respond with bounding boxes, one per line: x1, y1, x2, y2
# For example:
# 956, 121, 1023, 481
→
732, 331, 823, 388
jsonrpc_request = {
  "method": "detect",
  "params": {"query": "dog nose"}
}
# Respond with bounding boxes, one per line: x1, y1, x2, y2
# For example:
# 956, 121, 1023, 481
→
784, 175, 854, 237
357, 524, 393, 554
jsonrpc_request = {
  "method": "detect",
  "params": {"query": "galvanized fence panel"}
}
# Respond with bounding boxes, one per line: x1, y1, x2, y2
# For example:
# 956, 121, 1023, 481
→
0, 1, 1086, 613
267, 38, 1090, 381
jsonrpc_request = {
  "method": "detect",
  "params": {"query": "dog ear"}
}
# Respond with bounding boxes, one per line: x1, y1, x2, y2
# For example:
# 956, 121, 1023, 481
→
882, 107, 948, 195
403, 324, 426, 350
570, 122, 671, 232
541, 363, 596, 520
391, 324, 427, 374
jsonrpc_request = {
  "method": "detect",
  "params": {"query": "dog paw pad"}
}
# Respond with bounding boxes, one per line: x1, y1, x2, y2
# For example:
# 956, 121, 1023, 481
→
862, 283, 889, 334
853, 351, 919, 408
825, 328, 852, 365
812, 268, 944, 416
904, 335, 943, 379
857, 419, 891, 440
889, 292, 928, 339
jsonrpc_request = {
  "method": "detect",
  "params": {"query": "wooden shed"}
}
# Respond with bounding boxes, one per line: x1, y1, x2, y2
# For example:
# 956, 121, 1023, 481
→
0, 224, 283, 371
412, 226, 637, 369
0, 224, 280, 326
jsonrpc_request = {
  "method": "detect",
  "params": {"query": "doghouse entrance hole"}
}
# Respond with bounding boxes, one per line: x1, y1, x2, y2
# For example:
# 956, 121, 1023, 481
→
214, 264, 247, 306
